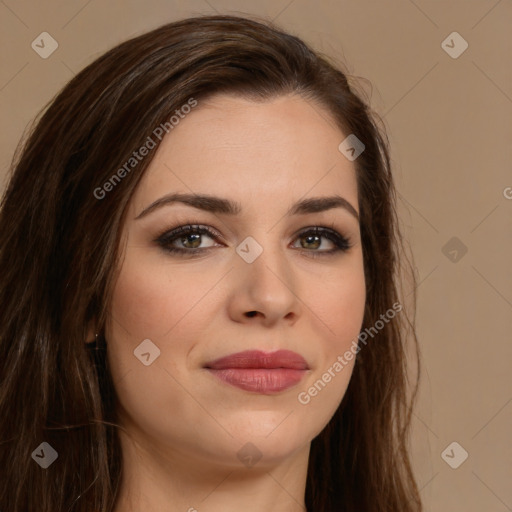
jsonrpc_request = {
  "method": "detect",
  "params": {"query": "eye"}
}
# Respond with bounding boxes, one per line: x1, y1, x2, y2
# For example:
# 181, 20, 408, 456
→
291, 227, 352, 257
156, 224, 221, 255
155, 224, 353, 257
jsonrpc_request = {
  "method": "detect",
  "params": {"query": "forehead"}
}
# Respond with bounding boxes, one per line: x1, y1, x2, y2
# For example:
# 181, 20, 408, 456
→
131, 93, 358, 215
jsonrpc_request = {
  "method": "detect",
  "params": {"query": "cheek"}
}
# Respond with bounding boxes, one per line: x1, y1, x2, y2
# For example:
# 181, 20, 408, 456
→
295, 257, 365, 427
105, 248, 230, 392
108, 250, 201, 339
332, 276, 365, 348
313, 256, 366, 349
104, 253, 220, 446
104, 252, 198, 395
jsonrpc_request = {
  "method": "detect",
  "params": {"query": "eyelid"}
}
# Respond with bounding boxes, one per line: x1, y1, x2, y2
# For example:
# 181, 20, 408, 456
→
154, 221, 353, 258
155, 224, 224, 246
156, 222, 347, 242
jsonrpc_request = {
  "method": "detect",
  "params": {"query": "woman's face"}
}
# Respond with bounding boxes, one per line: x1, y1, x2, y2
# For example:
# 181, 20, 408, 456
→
106, 93, 366, 470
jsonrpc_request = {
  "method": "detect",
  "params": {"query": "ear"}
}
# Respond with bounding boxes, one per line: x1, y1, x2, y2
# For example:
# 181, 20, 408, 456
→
85, 322, 97, 344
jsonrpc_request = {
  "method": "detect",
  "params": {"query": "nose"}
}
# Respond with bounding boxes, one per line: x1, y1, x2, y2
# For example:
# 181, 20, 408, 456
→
227, 240, 301, 327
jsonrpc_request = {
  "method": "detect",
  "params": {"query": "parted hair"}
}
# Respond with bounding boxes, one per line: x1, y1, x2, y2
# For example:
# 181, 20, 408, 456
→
0, 14, 421, 512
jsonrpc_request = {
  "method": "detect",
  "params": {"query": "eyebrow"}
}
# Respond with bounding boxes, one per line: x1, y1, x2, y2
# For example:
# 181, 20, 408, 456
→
135, 193, 359, 221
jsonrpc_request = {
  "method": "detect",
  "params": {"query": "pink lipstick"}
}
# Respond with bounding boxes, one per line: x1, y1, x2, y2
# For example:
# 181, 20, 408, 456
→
204, 350, 308, 394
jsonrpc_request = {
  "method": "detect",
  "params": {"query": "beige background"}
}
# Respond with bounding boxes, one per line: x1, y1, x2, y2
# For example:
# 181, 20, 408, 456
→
1, 1, 511, 510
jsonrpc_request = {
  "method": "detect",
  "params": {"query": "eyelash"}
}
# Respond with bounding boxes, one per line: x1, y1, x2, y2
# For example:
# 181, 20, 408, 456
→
155, 223, 353, 258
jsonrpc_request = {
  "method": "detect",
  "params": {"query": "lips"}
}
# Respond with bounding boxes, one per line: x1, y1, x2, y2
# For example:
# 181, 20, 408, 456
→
205, 349, 309, 370
204, 350, 309, 394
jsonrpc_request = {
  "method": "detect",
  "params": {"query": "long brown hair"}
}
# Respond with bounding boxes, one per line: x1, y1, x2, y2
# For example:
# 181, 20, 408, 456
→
0, 14, 421, 511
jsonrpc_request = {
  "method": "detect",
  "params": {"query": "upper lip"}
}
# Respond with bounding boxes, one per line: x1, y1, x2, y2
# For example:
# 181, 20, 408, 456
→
204, 350, 309, 370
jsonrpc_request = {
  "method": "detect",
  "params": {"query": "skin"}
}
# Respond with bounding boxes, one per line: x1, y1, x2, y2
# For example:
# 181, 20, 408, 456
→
101, 93, 366, 511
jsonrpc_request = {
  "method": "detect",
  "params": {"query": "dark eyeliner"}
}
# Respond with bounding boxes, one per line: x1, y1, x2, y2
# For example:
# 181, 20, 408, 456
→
297, 227, 352, 254
155, 224, 222, 256
154, 224, 353, 257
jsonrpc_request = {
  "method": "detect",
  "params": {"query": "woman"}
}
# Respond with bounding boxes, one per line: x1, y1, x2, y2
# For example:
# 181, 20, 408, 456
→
0, 14, 422, 512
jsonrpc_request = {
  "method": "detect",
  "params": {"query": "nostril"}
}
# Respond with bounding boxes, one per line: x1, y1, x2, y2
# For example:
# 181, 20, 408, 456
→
246, 311, 258, 317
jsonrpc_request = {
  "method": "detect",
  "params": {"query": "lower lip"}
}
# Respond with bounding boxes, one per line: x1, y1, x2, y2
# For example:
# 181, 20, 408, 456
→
207, 368, 307, 394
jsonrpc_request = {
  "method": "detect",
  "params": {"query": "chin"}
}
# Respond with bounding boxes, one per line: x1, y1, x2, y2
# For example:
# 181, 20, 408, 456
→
220, 413, 313, 455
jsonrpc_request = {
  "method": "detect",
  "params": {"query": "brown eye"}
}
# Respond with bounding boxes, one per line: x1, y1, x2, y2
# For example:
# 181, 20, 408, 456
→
156, 225, 220, 255
177, 233, 202, 249
292, 227, 352, 256
155, 224, 352, 258
299, 233, 325, 250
